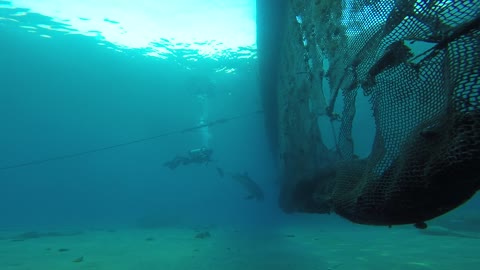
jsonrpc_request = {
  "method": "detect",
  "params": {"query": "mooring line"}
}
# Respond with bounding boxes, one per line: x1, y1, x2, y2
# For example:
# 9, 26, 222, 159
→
0, 110, 264, 171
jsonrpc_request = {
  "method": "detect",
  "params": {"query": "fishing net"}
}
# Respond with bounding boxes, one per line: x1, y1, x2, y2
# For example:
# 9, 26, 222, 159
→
275, 0, 480, 225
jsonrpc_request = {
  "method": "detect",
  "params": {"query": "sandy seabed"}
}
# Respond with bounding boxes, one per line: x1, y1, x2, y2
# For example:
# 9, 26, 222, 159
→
0, 224, 479, 270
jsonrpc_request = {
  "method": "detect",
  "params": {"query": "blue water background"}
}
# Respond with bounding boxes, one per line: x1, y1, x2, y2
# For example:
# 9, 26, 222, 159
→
0, 1, 478, 233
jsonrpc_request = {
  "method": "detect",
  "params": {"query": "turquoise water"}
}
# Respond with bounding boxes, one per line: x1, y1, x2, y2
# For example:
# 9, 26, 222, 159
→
1, 1, 480, 269
0, 0, 278, 229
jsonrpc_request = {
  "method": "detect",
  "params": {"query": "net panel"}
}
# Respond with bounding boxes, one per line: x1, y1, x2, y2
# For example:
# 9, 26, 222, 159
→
275, 0, 480, 225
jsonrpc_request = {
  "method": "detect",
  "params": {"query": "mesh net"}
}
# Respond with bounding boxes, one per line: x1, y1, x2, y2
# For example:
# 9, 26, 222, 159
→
275, 0, 480, 225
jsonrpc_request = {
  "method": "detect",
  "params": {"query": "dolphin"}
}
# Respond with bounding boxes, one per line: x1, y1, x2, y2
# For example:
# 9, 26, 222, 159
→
419, 225, 480, 239
230, 172, 265, 201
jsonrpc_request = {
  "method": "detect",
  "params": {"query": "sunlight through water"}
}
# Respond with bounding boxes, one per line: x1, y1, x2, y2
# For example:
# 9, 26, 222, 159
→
2, 0, 257, 61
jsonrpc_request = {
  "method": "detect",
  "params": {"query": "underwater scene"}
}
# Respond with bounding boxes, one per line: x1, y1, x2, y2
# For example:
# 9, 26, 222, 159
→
1, 0, 479, 269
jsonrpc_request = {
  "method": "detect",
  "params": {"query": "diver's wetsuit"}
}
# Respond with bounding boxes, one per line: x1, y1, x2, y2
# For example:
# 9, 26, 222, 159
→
163, 156, 189, 169
163, 148, 213, 169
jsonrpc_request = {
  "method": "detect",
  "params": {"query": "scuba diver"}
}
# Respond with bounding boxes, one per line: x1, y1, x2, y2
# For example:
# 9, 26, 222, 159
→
163, 147, 214, 170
